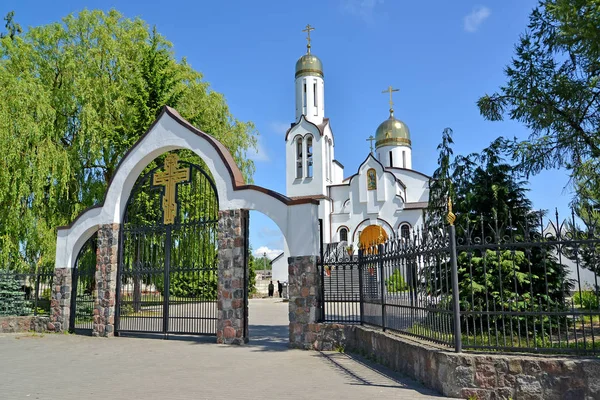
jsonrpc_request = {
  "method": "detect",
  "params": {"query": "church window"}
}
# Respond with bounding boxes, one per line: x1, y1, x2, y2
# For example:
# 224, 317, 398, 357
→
389, 151, 393, 168
303, 80, 307, 110
339, 227, 348, 242
328, 139, 333, 181
367, 168, 377, 190
402, 151, 406, 168
296, 137, 303, 178
313, 80, 318, 114
400, 224, 411, 241
306, 136, 313, 178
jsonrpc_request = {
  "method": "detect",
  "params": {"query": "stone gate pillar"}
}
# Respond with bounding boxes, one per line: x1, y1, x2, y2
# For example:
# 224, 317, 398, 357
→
288, 255, 322, 349
49, 268, 72, 332
217, 209, 249, 345
93, 223, 119, 337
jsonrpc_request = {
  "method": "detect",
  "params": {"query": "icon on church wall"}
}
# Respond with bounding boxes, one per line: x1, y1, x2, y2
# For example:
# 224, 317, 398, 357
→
367, 168, 377, 190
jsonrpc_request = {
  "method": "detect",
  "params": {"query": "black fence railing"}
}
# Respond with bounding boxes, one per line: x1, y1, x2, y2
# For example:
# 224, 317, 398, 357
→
0, 270, 54, 317
319, 211, 600, 355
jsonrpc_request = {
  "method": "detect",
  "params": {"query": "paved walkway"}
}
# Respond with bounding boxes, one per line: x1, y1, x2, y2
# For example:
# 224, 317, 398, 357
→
0, 299, 451, 399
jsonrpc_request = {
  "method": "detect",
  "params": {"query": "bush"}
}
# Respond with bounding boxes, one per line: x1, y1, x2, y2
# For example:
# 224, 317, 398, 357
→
573, 289, 600, 310
386, 269, 407, 293
155, 270, 217, 300
0, 273, 31, 316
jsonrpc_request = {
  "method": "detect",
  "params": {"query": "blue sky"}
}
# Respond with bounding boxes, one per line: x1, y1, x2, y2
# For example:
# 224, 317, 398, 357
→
8, 0, 574, 258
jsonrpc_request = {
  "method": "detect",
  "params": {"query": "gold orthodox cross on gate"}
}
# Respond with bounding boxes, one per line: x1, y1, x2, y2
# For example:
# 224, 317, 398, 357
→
152, 153, 190, 225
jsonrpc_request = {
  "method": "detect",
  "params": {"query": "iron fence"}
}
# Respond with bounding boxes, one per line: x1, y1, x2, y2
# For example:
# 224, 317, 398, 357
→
0, 269, 54, 317
319, 211, 600, 355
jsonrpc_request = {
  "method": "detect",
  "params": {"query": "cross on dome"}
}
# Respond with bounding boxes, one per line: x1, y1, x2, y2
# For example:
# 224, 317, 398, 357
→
382, 86, 399, 117
302, 24, 315, 54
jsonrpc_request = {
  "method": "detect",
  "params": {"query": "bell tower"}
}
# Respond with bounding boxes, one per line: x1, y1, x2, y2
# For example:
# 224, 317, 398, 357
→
294, 24, 324, 125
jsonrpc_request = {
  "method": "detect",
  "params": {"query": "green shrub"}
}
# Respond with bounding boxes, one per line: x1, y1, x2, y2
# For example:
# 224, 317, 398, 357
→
155, 270, 217, 300
573, 289, 599, 310
0, 273, 31, 316
386, 269, 407, 293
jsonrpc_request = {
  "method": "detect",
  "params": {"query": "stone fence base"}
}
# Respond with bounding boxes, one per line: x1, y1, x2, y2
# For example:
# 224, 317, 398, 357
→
0, 316, 51, 333
312, 324, 600, 400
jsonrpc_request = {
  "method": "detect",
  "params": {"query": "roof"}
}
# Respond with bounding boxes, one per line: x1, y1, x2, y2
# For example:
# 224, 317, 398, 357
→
403, 201, 428, 210
285, 116, 332, 141
271, 252, 285, 263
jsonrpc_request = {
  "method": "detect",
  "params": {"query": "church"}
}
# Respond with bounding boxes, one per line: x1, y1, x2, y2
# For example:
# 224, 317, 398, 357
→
272, 26, 431, 282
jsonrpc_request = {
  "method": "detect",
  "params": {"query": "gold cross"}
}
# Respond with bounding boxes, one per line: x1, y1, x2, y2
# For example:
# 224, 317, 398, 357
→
152, 153, 190, 225
366, 135, 376, 154
382, 86, 399, 116
302, 24, 315, 54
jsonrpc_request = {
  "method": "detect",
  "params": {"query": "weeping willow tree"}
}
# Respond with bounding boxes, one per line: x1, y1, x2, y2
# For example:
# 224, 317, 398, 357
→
0, 10, 258, 272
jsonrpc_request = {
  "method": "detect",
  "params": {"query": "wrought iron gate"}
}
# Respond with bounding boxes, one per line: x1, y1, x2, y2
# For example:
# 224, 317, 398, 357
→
116, 152, 219, 336
70, 233, 98, 334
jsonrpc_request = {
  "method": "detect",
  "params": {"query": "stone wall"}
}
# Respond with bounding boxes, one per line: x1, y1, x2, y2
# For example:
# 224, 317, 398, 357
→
313, 324, 600, 400
93, 223, 119, 337
49, 267, 71, 332
0, 316, 50, 333
288, 255, 321, 349
216, 209, 248, 345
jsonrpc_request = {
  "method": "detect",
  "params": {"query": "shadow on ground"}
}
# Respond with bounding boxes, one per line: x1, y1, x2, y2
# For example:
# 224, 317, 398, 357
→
114, 324, 291, 352
316, 351, 446, 397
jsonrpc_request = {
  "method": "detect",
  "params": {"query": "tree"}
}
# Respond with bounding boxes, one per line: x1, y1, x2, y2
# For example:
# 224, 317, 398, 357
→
0, 10, 258, 272
427, 132, 571, 335
0, 11, 22, 39
477, 0, 600, 193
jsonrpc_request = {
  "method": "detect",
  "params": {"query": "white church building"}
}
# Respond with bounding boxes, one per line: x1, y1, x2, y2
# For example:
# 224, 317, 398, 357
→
272, 27, 431, 283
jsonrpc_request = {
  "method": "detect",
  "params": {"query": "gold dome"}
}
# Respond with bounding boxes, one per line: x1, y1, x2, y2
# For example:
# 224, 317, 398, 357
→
375, 115, 411, 148
295, 53, 323, 78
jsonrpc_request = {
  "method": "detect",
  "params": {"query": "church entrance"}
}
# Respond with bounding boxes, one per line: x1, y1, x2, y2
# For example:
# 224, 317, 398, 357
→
115, 152, 221, 337
359, 225, 388, 249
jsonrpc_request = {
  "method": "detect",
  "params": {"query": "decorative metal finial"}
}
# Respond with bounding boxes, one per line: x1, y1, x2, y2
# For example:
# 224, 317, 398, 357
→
366, 135, 376, 154
302, 24, 315, 54
382, 85, 399, 118
446, 197, 456, 226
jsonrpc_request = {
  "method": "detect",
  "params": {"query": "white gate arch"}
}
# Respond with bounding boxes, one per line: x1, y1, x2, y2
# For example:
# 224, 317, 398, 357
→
55, 106, 319, 271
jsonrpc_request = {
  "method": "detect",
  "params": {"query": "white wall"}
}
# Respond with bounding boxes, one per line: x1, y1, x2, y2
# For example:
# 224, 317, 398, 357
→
377, 144, 412, 169
326, 154, 428, 248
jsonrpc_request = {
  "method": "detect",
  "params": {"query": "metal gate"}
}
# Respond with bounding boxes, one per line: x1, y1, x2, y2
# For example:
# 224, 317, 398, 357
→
70, 233, 98, 334
116, 152, 219, 336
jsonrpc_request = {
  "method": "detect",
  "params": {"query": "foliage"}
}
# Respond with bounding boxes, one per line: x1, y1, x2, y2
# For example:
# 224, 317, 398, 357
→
573, 289, 600, 310
477, 0, 600, 192
427, 131, 572, 334
247, 248, 257, 294
254, 255, 272, 270
0, 10, 258, 272
0, 273, 30, 316
155, 271, 217, 300
385, 269, 407, 293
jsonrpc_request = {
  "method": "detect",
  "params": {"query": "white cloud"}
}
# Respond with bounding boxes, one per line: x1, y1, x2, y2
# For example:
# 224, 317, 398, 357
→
464, 6, 491, 33
341, 0, 384, 23
269, 121, 290, 136
246, 138, 269, 162
254, 246, 283, 260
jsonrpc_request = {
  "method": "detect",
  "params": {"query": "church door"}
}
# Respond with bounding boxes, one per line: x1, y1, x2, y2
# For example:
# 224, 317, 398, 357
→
116, 152, 219, 337
359, 225, 388, 250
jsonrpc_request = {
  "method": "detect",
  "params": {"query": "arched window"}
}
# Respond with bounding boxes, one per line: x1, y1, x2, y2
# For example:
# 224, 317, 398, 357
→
296, 137, 303, 178
400, 224, 411, 241
339, 227, 348, 242
306, 136, 313, 178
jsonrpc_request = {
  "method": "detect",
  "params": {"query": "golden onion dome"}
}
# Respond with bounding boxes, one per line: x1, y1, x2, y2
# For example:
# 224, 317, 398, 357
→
295, 53, 323, 79
375, 114, 411, 148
